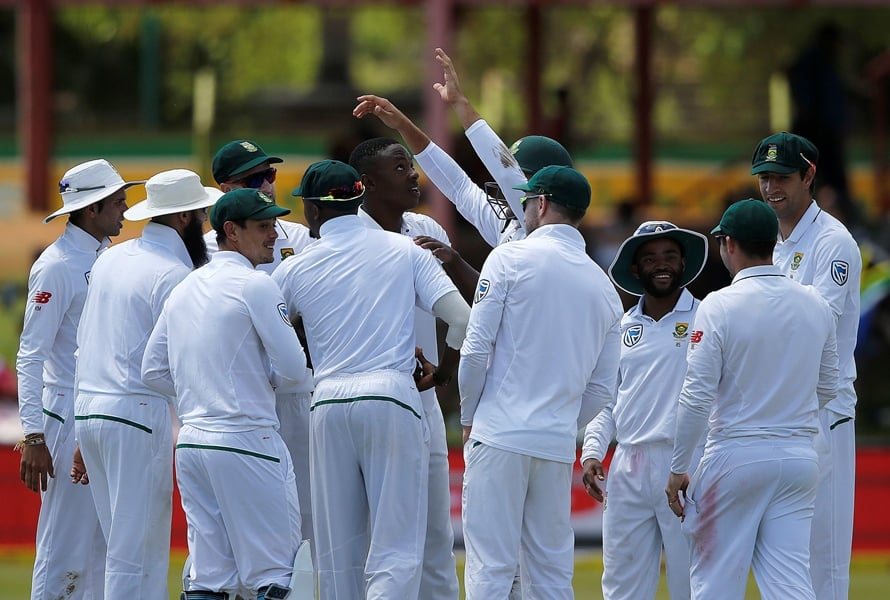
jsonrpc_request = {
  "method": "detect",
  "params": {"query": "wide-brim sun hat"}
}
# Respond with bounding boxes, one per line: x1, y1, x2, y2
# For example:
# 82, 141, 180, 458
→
609, 221, 708, 296
124, 169, 222, 221
45, 159, 145, 223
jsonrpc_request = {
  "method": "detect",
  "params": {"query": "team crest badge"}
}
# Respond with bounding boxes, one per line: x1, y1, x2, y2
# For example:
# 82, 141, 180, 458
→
673, 322, 689, 339
240, 141, 259, 152
791, 252, 804, 271
831, 260, 849, 286
258, 191, 273, 204
475, 279, 491, 304
766, 143, 778, 162
623, 324, 643, 348
280, 248, 294, 260
277, 303, 292, 327
508, 139, 523, 155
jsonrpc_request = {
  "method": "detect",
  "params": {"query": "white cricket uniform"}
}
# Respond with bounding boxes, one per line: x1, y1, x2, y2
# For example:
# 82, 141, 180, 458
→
671, 265, 839, 600
414, 119, 527, 248
357, 206, 460, 599
16, 223, 107, 600
206, 217, 317, 554
772, 200, 861, 600
74, 222, 191, 599
582, 289, 701, 600
142, 251, 311, 595
271, 214, 458, 600
459, 224, 622, 599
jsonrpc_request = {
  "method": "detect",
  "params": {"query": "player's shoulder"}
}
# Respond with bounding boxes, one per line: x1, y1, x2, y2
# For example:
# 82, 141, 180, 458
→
403, 211, 448, 239
811, 210, 858, 247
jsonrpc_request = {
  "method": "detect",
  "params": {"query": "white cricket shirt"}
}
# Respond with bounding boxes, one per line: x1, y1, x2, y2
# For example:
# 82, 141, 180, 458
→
582, 289, 700, 462
415, 119, 527, 248
142, 251, 310, 431
357, 207, 450, 413
670, 265, 839, 474
271, 215, 457, 382
773, 200, 860, 417
16, 224, 110, 434
459, 224, 623, 464
205, 217, 313, 274
75, 222, 193, 400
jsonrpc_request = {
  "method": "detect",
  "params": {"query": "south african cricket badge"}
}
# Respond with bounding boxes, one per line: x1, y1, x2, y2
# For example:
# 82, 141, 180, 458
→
791, 252, 804, 271
280, 248, 295, 260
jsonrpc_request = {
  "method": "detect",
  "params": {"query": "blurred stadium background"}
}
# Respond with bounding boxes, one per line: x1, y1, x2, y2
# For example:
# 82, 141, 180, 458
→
0, 1, 889, 596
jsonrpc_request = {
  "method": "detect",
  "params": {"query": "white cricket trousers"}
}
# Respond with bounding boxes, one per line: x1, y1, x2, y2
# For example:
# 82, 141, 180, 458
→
683, 438, 818, 600
310, 370, 429, 600
420, 394, 460, 600
462, 441, 574, 600
75, 393, 173, 600
809, 406, 855, 600
176, 425, 301, 595
31, 385, 106, 600
602, 442, 693, 600
276, 391, 314, 563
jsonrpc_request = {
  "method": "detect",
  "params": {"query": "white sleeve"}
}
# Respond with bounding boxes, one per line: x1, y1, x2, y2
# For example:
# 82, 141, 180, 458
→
411, 242, 459, 314
414, 141, 502, 248
459, 248, 509, 425
243, 274, 310, 391
578, 319, 621, 429
141, 305, 175, 397
816, 298, 840, 409
465, 119, 528, 229
671, 298, 723, 474
581, 400, 617, 463
809, 229, 861, 320
15, 258, 72, 435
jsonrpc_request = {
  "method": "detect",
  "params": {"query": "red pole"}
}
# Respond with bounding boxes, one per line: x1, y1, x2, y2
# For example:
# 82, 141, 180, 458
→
18, 0, 52, 214
424, 0, 455, 235
634, 5, 654, 206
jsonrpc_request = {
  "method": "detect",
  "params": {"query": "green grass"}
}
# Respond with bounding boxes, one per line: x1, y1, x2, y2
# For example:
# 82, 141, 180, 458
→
1, 548, 889, 599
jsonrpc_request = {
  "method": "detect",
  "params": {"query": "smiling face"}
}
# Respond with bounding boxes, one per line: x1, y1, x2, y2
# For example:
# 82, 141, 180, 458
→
631, 237, 686, 298
366, 144, 420, 212
225, 217, 279, 266
757, 169, 813, 228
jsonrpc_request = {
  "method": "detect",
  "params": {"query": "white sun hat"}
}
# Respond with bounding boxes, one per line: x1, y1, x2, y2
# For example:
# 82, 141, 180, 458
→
45, 159, 145, 223
124, 169, 222, 221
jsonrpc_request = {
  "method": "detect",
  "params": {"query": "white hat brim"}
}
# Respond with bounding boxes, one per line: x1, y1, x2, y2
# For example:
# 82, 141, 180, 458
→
124, 187, 223, 221
44, 181, 145, 224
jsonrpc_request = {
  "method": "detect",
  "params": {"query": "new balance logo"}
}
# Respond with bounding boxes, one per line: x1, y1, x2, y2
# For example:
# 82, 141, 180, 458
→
32, 291, 53, 304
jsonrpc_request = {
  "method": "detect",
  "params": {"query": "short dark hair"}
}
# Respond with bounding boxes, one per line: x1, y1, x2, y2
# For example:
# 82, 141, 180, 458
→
348, 137, 402, 176
720, 234, 775, 259
215, 218, 247, 246
547, 200, 585, 224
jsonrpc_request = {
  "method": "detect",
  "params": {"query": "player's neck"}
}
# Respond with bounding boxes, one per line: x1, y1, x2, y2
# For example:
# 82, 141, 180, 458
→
641, 290, 682, 322
362, 201, 402, 233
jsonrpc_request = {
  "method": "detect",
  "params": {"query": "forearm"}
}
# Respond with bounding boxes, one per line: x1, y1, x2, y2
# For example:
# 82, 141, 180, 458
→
449, 96, 482, 130
394, 118, 431, 155
432, 290, 471, 350
441, 257, 480, 304
458, 351, 487, 426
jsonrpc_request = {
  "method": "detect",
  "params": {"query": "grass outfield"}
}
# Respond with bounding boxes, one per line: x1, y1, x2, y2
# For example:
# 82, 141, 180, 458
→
1, 549, 889, 599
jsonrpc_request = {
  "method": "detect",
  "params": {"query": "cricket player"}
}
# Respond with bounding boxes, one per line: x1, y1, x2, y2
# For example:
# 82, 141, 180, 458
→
206, 138, 316, 553
581, 221, 708, 600
460, 166, 622, 598
272, 160, 471, 600
666, 199, 839, 600
751, 132, 861, 600
16, 159, 140, 599
142, 187, 310, 599
74, 169, 220, 598
349, 137, 466, 599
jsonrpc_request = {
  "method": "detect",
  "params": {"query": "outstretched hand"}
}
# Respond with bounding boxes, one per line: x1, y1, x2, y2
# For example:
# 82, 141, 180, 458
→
414, 235, 460, 265
353, 95, 409, 131
432, 47, 466, 106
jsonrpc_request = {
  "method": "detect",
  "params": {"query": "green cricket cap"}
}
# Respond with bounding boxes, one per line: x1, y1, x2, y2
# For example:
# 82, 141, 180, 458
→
293, 160, 364, 205
711, 199, 778, 242
210, 188, 290, 232
509, 136, 573, 176
513, 165, 590, 212
750, 132, 819, 175
212, 140, 283, 184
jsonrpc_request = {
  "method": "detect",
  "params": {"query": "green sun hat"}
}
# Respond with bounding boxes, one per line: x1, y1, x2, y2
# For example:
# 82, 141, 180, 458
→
609, 221, 709, 297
